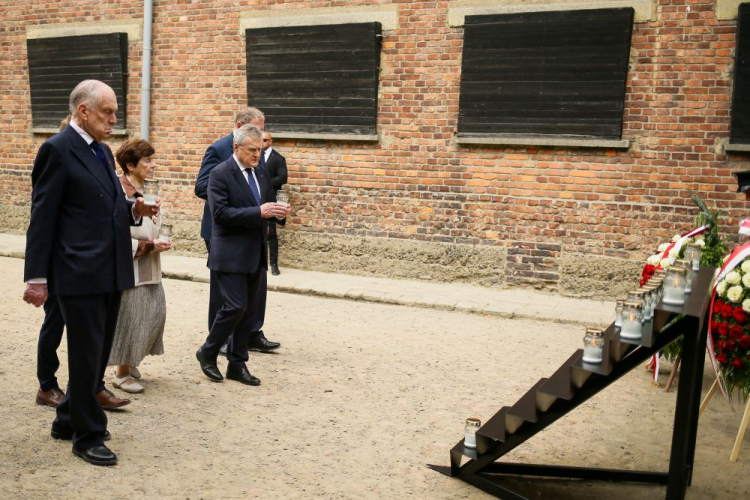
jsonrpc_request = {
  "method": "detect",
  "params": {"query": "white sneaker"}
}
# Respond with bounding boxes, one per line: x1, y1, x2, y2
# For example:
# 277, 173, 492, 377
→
129, 366, 141, 379
112, 374, 144, 394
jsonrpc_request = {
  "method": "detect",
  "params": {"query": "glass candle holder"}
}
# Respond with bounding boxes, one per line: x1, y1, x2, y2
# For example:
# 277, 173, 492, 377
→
638, 288, 654, 321
663, 267, 687, 305
143, 178, 159, 206
158, 223, 172, 243
582, 327, 605, 364
649, 278, 664, 303
685, 243, 701, 271
675, 259, 693, 294
621, 301, 644, 339
642, 285, 659, 319
627, 290, 647, 323
276, 190, 290, 207
464, 418, 481, 448
614, 300, 624, 327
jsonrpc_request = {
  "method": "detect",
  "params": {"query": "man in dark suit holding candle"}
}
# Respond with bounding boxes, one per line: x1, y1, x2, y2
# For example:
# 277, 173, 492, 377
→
23, 79, 158, 466
195, 124, 288, 386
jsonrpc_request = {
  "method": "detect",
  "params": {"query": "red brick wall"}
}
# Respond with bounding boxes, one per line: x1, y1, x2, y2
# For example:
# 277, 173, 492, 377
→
1, 0, 749, 289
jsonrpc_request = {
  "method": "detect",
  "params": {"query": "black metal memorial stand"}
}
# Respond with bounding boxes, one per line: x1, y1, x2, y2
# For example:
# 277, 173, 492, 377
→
428, 266, 715, 500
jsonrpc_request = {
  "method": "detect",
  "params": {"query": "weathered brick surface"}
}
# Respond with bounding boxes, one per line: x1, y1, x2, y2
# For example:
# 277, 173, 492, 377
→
1, 0, 749, 296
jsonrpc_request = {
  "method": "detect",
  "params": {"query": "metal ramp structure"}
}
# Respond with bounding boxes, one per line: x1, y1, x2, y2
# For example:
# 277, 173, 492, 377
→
428, 266, 715, 500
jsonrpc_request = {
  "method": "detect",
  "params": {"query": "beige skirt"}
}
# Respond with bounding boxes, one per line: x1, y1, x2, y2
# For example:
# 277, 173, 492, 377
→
108, 283, 166, 367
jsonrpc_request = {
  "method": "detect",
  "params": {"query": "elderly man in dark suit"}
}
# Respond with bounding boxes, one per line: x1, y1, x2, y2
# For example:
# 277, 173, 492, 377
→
262, 131, 288, 276
195, 107, 280, 353
195, 124, 288, 386
23, 80, 158, 466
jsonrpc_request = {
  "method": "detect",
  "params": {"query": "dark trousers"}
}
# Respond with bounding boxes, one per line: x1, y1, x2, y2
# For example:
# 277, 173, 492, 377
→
268, 222, 279, 266
37, 295, 65, 391
205, 239, 266, 341
201, 269, 265, 368
53, 292, 121, 450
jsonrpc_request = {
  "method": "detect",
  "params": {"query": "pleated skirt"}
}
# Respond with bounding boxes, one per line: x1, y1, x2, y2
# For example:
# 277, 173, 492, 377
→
108, 282, 166, 367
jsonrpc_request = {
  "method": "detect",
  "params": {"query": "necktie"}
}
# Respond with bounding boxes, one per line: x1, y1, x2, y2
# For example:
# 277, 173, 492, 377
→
90, 141, 109, 170
245, 168, 261, 205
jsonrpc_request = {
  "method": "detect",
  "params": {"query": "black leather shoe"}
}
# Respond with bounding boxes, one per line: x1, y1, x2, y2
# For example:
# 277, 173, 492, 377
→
196, 348, 223, 382
247, 337, 280, 352
218, 343, 228, 357
72, 445, 117, 466
271, 264, 280, 276
225, 365, 261, 386
51, 428, 111, 442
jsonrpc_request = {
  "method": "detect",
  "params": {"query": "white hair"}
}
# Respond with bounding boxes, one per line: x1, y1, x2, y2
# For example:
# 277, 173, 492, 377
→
234, 124, 263, 146
69, 80, 112, 115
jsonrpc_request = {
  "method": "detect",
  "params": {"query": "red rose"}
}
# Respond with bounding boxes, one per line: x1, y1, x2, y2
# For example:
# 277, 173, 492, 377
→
729, 326, 744, 339
717, 353, 729, 364
726, 340, 736, 350
740, 336, 750, 349
721, 304, 733, 319
732, 358, 743, 369
716, 340, 725, 350
642, 264, 656, 277
734, 308, 749, 324
718, 323, 730, 336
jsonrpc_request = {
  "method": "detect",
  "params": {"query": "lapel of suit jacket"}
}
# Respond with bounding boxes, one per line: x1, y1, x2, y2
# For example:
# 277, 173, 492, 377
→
66, 128, 117, 198
229, 157, 259, 206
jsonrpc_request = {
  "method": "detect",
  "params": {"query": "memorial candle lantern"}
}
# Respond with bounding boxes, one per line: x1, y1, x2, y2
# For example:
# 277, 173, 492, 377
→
142, 178, 159, 206
627, 290, 647, 323
663, 267, 687, 305
464, 418, 481, 448
685, 243, 701, 271
675, 259, 693, 294
582, 327, 605, 364
158, 223, 172, 243
640, 286, 656, 321
620, 300, 644, 339
614, 300, 624, 327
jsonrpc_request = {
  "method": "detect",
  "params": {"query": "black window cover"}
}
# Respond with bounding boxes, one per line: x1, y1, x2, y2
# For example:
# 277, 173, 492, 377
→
27, 33, 128, 129
458, 8, 634, 139
730, 3, 750, 144
246, 22, 381, 136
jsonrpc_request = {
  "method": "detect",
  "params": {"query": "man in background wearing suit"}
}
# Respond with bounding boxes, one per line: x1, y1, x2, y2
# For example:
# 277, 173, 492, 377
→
23, 80, 158, 466
195, 107, 280, 352
195, 124, 289, 386
262, 131, 288, 276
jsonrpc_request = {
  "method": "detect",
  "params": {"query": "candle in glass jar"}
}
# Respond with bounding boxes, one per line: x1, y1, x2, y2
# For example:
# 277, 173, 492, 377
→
663, 267, 687, 305
620, 300, 644, 339
142, 178, 159, 206
614, 300, 624, 327
582, 327, 605, 364
685, 243, 701, 271
464, 418, 481, 448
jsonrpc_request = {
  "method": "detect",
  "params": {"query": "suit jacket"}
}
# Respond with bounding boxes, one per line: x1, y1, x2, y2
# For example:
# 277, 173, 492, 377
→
24, 126, 136, 296
196, 133, 270, 241
207, 156, 273, 274
264, 148, 287, 201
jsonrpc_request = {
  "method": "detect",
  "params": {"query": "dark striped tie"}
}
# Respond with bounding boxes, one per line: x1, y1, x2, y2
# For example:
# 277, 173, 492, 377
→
245, 168, 261, 205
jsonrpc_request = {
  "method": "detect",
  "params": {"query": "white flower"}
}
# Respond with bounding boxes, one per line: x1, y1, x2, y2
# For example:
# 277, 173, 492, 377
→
669, 247, 679, 258
743, 274, 750, 288
660, 258, 672, 269
647, 254, 661, 266
717, 280, 728, 297
726, 271, 741, 285
743, 299, 750, 313
672, 234, 681, 243
727, 285, 744, 303
657, 243, 670, 252
742, 260, 750, 274
694, 239, 705, 248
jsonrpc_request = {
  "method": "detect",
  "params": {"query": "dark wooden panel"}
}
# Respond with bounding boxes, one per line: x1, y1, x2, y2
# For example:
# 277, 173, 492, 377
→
246, 22, 381, 136
458, 8, 633, 139
27, 33, 128, 129
730, 3, 750, 144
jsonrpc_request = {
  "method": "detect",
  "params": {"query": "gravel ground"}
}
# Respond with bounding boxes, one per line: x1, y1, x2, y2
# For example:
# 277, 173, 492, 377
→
0, 256, 747, 499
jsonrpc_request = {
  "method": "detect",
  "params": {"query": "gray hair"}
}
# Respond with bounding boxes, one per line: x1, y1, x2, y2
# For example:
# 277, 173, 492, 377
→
235, 107, 264, 125
233, 124, 263, 146
69, 80, 111, 115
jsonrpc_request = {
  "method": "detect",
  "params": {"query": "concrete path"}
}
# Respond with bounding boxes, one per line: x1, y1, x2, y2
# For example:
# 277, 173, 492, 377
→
0, 232, 616, 327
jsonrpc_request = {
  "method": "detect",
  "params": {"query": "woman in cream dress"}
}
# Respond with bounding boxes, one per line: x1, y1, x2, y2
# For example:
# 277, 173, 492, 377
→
108, 139, 172, 393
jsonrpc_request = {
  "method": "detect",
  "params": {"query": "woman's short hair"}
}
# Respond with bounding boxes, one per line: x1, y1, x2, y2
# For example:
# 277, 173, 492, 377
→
115, 138, 156, 174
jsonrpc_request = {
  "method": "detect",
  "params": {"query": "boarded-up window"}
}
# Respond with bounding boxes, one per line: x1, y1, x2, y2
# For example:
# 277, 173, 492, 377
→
730, 3, 750, 145
27, 33, 128, 129
458, 8, 633, 140
246, 23, 381, 136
